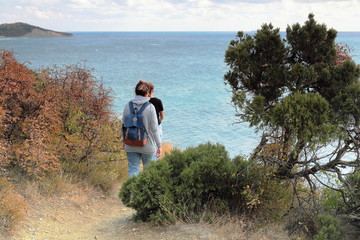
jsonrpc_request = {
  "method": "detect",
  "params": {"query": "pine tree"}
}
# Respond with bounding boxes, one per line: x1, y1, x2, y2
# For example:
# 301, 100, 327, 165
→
224, 14, 360, 197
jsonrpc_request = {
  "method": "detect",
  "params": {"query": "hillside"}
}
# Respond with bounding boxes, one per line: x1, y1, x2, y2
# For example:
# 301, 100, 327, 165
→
0, 22, 72, 38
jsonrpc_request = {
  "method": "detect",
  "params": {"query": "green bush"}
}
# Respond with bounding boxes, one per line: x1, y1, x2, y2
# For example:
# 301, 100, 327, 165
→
347, 171, 360, 204
314, 215, 341, 240
322, 188, 346, 213
322, 171, 360, 216
119, 142, 291, 224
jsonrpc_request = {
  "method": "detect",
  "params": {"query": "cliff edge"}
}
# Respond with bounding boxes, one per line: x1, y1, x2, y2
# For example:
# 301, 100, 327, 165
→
0, 22, 73, 38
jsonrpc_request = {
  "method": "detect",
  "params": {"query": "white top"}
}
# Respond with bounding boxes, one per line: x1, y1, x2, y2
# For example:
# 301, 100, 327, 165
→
122, 95, 161, 154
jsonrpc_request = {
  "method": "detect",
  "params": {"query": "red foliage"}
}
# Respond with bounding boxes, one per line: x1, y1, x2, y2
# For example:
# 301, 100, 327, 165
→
0, 50, 120, 178
37, 63, 116, 164
335, 42, 353, 65
0, 50, 62, 177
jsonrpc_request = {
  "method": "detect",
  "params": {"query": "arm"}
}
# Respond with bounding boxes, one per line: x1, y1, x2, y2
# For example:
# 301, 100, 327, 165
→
146, 104, 162, 148
159, 110, 164, 122
122, 103, 129, 147
158, 99, 164, 123
150, 106, 162, 157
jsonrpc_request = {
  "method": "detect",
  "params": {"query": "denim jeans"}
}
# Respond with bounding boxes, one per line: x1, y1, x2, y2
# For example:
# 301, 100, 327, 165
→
126, 152, 154, 177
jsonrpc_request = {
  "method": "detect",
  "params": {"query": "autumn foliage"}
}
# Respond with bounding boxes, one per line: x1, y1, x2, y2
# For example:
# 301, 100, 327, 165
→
335, 42, 354, 65
0, 50, 122, 178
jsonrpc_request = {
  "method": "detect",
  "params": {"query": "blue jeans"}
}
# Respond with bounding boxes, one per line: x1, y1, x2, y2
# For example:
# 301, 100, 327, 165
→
126, 152, 154, 177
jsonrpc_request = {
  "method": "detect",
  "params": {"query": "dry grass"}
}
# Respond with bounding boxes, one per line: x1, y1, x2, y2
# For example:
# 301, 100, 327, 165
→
0, 178, 26, 233
0, 149, 127, 234
13, 153, 128, 199
0, 156, 126, 233
201, 214, 304, 240
62, 158, 128, 194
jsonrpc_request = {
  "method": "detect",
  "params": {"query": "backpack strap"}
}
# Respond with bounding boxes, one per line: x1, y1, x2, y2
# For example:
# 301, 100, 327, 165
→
128, 101, 149, 114
137, 102, 150, 114
128, 101, 135, 114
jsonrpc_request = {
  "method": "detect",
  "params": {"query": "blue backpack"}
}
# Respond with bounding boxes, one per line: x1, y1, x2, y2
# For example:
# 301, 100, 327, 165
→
122, 102, 150, 146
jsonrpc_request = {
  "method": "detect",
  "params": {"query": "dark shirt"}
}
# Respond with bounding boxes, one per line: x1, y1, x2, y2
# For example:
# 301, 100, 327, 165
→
149, 97, 164, 125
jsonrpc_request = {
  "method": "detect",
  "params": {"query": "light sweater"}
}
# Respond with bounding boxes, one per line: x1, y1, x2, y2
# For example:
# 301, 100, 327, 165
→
122, 95, 161, 154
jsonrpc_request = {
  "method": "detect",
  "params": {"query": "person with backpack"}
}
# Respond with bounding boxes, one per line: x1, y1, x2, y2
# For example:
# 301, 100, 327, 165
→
147, 81, 164, 160
122, 80, 162, 177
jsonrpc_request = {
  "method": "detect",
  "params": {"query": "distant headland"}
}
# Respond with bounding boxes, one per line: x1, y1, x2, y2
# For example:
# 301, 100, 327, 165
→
0, 22, 73, 38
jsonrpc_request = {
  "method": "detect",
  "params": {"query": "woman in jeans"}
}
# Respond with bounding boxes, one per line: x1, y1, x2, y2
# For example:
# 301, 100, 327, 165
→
122, 80, 162, 177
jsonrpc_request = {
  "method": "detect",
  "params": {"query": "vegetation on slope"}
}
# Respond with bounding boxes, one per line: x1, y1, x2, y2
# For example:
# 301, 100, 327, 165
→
0, 22, 72, 37
0, 50, 125, 232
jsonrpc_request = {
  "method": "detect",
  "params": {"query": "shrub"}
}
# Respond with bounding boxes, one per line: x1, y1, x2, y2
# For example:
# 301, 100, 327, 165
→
313, 214, 341, 240
1, 50, 122, 184
119, 142, 292, 224
347, 171, 360, 205
321, 171, 360, 217
285, 205, 320, 238
321, 171, 360, 237
0, 50, 61, 178
322, 188, 346, 213
37, 63, 121, 166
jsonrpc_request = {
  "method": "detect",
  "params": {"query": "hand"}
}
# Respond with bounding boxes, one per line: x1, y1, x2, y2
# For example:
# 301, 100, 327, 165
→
156, 147, 162, 158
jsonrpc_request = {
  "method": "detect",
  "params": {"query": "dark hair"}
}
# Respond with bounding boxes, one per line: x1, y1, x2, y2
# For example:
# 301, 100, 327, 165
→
135, 80, 150, 96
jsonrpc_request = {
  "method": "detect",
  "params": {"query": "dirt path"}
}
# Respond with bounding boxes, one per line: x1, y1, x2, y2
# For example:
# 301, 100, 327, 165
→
2, 185, 228, 240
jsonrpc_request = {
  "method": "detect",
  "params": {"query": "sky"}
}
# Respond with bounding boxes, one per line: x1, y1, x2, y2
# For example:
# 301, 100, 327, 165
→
1, 0, 360, 32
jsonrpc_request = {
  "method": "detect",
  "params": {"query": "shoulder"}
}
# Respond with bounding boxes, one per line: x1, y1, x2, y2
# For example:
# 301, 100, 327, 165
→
150, 97, 162, 103
150, 98, 163, 108
123, 102, 131, 111
144, 102, 155, 111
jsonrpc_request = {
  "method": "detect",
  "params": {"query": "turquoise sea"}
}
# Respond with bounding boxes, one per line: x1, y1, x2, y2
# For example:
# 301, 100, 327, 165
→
1, 32, 360, 157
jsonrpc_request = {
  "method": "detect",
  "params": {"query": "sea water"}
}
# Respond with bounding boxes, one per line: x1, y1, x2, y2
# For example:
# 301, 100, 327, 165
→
1, 31, 360, 157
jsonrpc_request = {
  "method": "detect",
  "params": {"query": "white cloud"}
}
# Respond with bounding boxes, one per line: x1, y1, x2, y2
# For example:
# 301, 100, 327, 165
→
0, 0, 359, 31
24, 6, 54, 19
68, 0, 112, 9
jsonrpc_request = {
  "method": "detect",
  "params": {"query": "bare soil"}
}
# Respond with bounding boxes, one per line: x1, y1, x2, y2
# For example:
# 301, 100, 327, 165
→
1, 184, 292, 240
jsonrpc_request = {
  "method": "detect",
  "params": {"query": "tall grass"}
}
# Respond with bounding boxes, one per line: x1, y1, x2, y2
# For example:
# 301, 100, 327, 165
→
0, 179, 26, 233
62, 156, 128, 194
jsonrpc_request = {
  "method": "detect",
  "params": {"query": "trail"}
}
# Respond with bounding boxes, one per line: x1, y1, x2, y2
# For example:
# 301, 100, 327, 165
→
2, 185, 228, 240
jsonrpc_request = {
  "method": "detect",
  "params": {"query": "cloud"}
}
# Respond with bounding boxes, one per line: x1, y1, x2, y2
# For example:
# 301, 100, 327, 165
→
295, 0, 349, 2
24, 6, 58, 19
1, 0, 359, 31
68, 0, 124, 9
